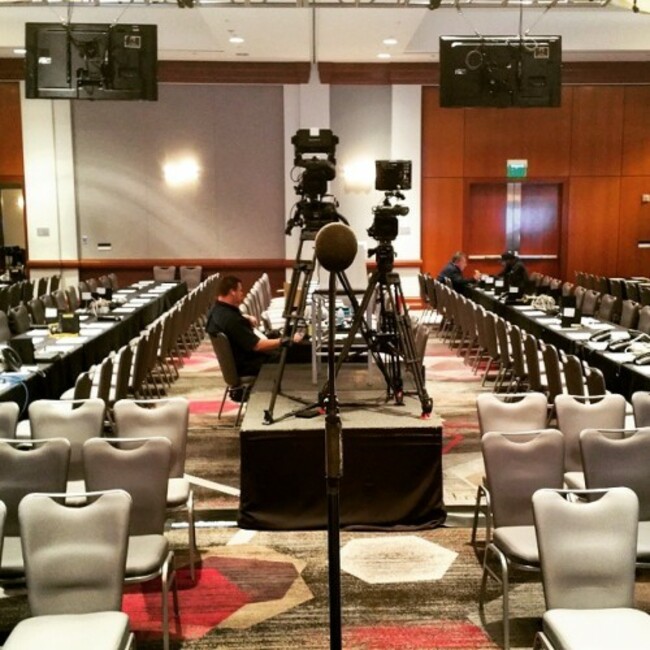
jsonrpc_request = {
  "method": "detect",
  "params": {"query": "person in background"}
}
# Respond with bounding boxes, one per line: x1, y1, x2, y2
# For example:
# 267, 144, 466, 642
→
206, 275, 302, 379
437, 251, 481, 294
498, 251, 529, 289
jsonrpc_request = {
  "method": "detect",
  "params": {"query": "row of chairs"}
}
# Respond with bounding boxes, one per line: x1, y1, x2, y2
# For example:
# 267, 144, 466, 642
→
479, 425, 650, 649
432, 280, 609, 404
576, 271, 650, 305
153, 265, 203, 290
0, 433, 180, 649
0, 275, 61, 314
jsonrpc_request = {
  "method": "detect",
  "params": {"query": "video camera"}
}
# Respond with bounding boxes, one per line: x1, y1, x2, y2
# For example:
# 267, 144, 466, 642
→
367, 160, 411, 243
285, 128, 347, 236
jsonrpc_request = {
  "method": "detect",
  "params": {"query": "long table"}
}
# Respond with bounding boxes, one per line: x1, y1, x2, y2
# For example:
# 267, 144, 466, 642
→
0, 280, 186, 411
468, 287, 650, 399
238, 363, 446, 531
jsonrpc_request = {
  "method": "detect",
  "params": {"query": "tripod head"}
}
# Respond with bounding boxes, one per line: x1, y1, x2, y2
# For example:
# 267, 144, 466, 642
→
285, 128, 348, 236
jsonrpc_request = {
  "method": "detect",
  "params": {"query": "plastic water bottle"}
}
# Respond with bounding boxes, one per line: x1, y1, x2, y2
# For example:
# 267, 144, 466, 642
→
336, 306, 345, 328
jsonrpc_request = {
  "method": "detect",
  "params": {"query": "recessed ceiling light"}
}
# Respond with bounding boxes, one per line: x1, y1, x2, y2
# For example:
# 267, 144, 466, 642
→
13, 48, 26, 55
377, 53, 391, 60
229, 36, 245, 44
383, 38, 398, 46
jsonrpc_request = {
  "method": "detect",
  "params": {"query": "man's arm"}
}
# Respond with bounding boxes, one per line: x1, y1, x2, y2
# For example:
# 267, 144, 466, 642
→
254, 332, 303, 352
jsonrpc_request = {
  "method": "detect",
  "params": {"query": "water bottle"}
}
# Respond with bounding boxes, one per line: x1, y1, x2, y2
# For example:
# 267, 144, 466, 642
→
336, 306, 345, 328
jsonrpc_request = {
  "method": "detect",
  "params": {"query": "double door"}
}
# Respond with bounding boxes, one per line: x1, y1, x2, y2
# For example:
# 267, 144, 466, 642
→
464, 182, 563, 278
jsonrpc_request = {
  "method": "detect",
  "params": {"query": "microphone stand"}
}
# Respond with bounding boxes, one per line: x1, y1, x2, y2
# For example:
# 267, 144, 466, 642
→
324, 270, 343, 650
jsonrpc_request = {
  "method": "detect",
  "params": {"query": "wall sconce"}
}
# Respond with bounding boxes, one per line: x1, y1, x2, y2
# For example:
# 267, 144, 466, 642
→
163, 157, 200, 187
342, 158, 375, 193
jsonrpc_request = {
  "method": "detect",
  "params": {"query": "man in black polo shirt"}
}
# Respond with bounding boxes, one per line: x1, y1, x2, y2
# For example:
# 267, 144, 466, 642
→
206, 275, 301, 378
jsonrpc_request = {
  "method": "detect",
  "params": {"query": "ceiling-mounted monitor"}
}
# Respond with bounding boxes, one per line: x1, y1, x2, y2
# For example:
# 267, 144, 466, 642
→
439, 36, 562, 108
25, 22, 157, 101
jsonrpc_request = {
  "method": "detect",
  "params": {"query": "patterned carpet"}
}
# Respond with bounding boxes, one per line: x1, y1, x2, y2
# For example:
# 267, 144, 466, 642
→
0, 319, 516, 650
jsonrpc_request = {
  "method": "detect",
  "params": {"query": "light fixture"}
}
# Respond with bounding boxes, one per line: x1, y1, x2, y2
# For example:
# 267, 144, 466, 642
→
229, 35, 245, 44
383, 37, 398, 46
163, 157, 200, 187
13, 48, 26, 56
342, 158, 375, 193
377, 53, 391, 60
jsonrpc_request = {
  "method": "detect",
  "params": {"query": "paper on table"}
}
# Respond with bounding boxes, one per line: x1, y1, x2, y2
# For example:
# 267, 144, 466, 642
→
564, 332, 594, 341
604, 352, 637, 364
523, 310, 547, 317
113, 307, 138, 314
536, 317, 561, 325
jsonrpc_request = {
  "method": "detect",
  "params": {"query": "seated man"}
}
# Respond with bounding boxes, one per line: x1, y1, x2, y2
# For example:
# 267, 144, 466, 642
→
206, 275, 302, 380
498, 251, 529, 289
437, 251, 480, 294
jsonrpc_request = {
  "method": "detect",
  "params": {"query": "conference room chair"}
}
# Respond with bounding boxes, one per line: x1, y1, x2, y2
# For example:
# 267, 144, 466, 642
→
107, 272, 119, 290
573, 285, 586, 311
19, 398, 106, 497
113, 397, 196, 582
632, 392, 650, 427
83, 437, 180, 650
27, 297, 46, 326
580, 289, 600, 317
479, 429, 565, 650
584, 365, 607, 397
624, 280, 641, 303
0, 288, 9, 314
48, 275, 61, 293
594, 275, 609, 295
20, 280, 34, 303
106, 345, 134, 418
8, 303, 31, 335
0, 311, 11, 343
640, 284, 650, 307
179, 265, 202, 290
0, 438, 70, 584
540, 343, 567, 406
493, 317, 516, 391
65, 285, 80, 311
52, 289, 69, 312
609, 277, 625, 300
153, 265, 177, 282
595, 293, 620, 323
583, 273, 596, 290
98, 274, 112, 289
554, 393, 627, 489
7, 283, 22, 309
0, 402, 19, 437
481, 311, 504, 388
77, 280, 90, 296
560, 281, 574, 298
574, 271, 585, 288
469, 305, 489, 374
638, 305, 650, 335
619, 299, 641, 330
60, 370, 93, 401
532, 487, 650, 650
579, 427, 650, 568
562, 354, 589, 397
40, 293, 55, 310
522, 332, 548, 396
210, 333, 256, 427
3, 490, 134, 650
86, 278, 99, 293
471, 392, 549, 551
34, 276, 47, 299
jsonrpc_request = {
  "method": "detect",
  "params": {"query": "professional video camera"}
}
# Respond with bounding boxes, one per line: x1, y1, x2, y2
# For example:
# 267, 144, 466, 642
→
285, 128, 347, 236
367, 160, 411, 243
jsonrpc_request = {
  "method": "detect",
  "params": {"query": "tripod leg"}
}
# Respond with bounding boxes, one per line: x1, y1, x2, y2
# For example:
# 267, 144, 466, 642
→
264, 244, 315, 424
392, 280, 433, 416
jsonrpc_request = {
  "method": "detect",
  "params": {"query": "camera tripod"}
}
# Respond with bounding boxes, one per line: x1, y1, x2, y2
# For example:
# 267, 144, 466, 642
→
320, 241, 433, 417
263, 228, 433, 423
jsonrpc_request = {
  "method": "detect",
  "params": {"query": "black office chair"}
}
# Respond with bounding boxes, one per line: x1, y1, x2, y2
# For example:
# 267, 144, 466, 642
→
209, 333, 256, 427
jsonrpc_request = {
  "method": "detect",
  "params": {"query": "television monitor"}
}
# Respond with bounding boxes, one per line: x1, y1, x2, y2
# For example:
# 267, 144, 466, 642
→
25, 23, 157, 101
439, 36, 561, 108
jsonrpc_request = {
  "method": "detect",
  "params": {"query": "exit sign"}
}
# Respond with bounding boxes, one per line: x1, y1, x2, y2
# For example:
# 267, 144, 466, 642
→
507, 159, 528, 178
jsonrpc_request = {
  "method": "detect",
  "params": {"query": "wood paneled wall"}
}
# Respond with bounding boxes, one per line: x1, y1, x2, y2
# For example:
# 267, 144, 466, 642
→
0, 82, 23, 178
421, 85, 650, 282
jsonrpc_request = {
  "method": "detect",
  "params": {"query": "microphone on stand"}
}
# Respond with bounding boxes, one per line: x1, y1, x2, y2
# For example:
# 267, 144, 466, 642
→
314, 222, 357, 650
